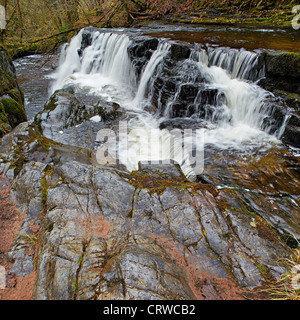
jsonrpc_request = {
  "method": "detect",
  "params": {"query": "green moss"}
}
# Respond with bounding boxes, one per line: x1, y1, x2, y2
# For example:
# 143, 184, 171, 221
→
40, 165, 54, 210
8, 87, 24, 105
0, 102, 8, 124
1, 98, 27, 127
45, 222, 54, 233
96, 103, 121, 121
273, 52, 300, 78
0, 70, 18, 95
129, 170, 218, 196
44, 95, 58, 112
5, 37, 65, 60
173, 3, 296, 28
10, 141, 27, 176
0, 102, 10, 137
255, 262, 276, 282
28, 125, 60, 152
223, 232, 232, 240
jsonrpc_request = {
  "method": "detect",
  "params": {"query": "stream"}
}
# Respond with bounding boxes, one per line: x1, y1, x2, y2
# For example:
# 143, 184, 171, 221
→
14, 24, 300, 121
13, 24, 300, 242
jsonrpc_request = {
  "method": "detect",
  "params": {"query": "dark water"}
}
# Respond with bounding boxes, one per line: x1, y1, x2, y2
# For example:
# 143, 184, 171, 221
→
139, 24, 300, 52
14, 54, 59, 120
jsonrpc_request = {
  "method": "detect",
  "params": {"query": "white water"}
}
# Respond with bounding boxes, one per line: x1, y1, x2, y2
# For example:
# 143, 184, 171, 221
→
207, 47, 265, 81
50, 30, 83, 93
51, 31, 137, 101
132, 42, 171, 108
50, 29, 281, 179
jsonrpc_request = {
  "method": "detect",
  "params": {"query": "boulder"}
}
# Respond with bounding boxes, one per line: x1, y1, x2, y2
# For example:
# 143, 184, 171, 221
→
0, 46, 26, 136
260, 51, 300, 95
34, 87, 126, 149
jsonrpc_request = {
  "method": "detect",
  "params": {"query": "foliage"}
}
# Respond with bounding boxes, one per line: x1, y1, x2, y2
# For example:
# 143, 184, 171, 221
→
0, 0, 297, 55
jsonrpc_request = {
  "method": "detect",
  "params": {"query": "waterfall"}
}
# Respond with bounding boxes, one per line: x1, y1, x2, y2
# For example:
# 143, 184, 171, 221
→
50, 28, 284, 179
51, 30, 137, 97
207, 47, 265, 81
50, 29, 84, 94
132, 42, 171, 108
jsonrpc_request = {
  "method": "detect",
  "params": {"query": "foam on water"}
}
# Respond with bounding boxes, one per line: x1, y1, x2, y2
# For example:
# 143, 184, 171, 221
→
50, 29, 283, 179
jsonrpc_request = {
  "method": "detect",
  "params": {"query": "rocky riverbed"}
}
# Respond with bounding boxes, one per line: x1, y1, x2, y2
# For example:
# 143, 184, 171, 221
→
0, 25, 299, 300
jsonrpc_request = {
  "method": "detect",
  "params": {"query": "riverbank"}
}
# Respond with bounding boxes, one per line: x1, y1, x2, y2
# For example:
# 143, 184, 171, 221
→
1, 1, 299, 59
167, 5, 296, 28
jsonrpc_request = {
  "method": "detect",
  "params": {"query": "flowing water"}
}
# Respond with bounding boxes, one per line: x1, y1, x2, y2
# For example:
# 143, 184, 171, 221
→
47, 27, 288, 179
12, 24, 300, 249
14, 25, 299, 179
145, 24, 300, 52
14, 54, 59, 120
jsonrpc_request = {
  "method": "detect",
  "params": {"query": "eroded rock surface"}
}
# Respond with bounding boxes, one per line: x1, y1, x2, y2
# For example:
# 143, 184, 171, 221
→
1, 31, 300, 300
0, 121, 297, 300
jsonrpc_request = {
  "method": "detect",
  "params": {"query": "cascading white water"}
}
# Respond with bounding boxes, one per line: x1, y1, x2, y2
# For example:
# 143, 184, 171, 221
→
51, 31, 137, 100
132, 42, 171, 108
50, 29, 281, 179
50, 29, 84, 93
207, 47, 265, 81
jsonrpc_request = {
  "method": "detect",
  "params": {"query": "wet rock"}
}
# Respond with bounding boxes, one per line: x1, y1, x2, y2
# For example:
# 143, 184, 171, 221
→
260, 51, 300, 95
138, 161, 184, 178
128, 37, 159, 77
79, 29, 94, 55
281, 114, 300, 148
159, 118, 207, 130
35, 88, 98, 139
0, 46, 26, 136
0, 34, 299, 300
170, 85, 225, 118
200, 145, 300, 245
0, 128, 295, 298
34, 88, 126, 150
97, 242, 196, 300
169, 42, 191, 61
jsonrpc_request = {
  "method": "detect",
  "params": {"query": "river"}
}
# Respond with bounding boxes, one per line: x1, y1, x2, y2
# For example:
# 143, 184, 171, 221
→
14, 24, 300, 121
13, 23, 300, 183
6, 23, 300, 298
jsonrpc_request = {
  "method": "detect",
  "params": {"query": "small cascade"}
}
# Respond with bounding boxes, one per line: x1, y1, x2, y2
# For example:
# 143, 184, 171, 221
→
50, 29, 84, 93
51, 31, 137, 97
146, 47, 270, 132
207, 47, 265, 81
50, 28, 288, 179
132, 42, 171, 109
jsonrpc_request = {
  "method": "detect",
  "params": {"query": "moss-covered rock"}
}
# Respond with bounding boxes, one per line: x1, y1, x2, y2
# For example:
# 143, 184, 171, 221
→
0, 101, 12, 136
1, 98, 27, 128
0, 46, 27, 137
265, 52, 300, 79
0, 102, 8, 124
260, 51, 300, 95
